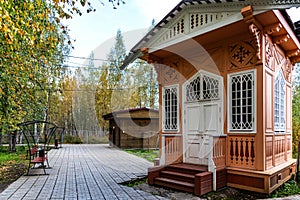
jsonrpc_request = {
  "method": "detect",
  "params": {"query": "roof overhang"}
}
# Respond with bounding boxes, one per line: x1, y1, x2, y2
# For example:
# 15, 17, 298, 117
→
120, 0, 300, 69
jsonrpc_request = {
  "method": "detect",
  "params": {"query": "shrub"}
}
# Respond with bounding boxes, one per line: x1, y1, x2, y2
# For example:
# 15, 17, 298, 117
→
270, 179, 300, 198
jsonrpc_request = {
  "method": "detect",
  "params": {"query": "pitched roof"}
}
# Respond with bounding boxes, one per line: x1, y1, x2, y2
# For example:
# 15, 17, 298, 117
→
120, 0, 300, 69
102, 107, 159, 120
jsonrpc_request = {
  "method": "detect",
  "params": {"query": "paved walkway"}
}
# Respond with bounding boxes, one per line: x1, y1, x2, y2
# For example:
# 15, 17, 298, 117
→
0, 144, 166, 200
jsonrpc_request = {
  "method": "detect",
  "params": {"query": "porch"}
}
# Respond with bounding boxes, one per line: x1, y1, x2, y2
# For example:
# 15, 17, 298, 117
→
148, 134, 296, 195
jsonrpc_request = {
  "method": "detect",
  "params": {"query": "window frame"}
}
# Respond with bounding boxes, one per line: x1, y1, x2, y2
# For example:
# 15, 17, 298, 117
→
227, 69, 256, 133
162, 84, 179, 132
274, 70, 286, 133
185, 70, 221, 103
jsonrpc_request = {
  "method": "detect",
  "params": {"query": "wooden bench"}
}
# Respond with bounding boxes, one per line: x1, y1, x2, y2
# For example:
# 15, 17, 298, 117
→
18, 120, 57, 175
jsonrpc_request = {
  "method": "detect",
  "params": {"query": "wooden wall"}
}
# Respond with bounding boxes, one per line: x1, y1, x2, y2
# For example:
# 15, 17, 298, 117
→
263, 34, 293, 170
108, 118, 159, 149
154, 26, 294, 173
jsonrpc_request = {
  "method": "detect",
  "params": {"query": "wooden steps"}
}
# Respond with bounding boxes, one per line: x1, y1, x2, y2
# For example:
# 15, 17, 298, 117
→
160, 170, 194, 183
148, 163, 216, 196
154, 177, 195, 193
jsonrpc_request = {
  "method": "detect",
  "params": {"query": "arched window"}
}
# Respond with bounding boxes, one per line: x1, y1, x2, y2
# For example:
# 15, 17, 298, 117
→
274, 70, 286, 132
185, 71, 220, 102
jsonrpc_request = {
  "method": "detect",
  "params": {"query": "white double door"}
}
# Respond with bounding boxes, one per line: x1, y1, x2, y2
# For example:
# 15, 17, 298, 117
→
183, 101, 221, 165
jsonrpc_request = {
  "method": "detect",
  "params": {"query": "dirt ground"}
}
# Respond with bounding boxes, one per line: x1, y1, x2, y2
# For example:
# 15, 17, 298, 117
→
0, 163, 26, 194
133, 182, 271, 200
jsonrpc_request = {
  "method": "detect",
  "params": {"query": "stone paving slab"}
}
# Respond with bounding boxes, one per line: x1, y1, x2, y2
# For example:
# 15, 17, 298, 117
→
0, 144, 166, 200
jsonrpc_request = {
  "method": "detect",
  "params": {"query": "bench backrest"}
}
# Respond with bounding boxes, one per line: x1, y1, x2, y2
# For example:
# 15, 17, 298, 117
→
18, 120, 58, 151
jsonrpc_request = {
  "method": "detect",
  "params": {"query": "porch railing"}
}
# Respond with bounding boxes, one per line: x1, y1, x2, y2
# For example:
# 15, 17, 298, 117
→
213, 136, 226, 169
161, 134, 182, 165
161, 133, 226, 191
227, 135, 256, 169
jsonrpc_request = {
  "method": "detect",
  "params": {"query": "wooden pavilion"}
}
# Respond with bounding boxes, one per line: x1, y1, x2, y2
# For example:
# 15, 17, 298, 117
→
121, 0, 300, 195
103, 108, 159, 149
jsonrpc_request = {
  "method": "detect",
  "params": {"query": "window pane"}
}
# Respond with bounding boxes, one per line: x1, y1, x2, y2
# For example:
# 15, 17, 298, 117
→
274, 71, 286, 132
163, 86, 178, 131
230, 71, 254, 131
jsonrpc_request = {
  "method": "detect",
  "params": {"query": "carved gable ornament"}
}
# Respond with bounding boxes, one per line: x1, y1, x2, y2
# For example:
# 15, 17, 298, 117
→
152, 10, 238, 48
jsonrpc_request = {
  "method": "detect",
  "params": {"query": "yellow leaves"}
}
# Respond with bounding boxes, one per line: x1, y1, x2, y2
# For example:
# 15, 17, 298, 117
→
18, 29, 24, 36
2, 24, 9, 33
4, 33, 13, 45
28, 4, 34, 11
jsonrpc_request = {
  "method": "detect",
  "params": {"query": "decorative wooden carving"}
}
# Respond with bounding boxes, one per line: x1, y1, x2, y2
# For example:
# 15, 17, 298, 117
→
286, 49, 300, 57
241, 5, 254, 24
241, 5, 262, 62
229, 136, 256, 168
160, 65, 179, 85
273, 34, 290, 44
285, 62, 292, 83
291, 56, 300, 65
265, 39, 274, 70
263, 23, 282, 35
229, 40, 257, 69
249, 23, 262, 60
141, 47, 162, 64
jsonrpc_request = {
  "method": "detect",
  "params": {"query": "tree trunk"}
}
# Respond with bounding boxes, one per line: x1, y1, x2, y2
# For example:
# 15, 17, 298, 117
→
9, 132, 17, 152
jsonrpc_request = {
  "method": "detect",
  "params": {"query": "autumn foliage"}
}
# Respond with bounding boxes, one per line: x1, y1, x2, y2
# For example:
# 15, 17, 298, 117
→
0, 0, 72, 133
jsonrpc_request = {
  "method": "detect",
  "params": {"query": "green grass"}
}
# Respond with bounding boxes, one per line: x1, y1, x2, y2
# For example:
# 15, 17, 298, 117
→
0, 146, 27, 165
124, 149, 159, 163
0, 146, 27, 188
122, 177, 148, 187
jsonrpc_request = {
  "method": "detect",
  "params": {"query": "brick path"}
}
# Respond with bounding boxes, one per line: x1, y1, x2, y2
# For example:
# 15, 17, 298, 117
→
0, 144, 166, 200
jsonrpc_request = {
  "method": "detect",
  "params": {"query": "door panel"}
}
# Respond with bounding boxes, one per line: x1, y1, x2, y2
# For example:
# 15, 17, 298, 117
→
203, 104, 218, 134
186, 105, 201, 133
184, 102, 220, 164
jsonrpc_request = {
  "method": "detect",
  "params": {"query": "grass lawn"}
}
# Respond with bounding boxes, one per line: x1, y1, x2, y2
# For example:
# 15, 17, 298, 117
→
0, 146, 27, 193
124, 149, 159, 163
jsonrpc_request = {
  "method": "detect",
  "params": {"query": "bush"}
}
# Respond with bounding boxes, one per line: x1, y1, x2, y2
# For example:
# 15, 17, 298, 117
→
63, 135, 83, 144
270, 179, 300, 198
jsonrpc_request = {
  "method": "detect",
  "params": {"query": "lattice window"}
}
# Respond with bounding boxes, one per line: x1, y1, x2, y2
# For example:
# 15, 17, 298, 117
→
203, 75, 219, 100
274, 70, 286, 132
228, 70, 256, 132
163, 85, 179, 131
186, 76, 201, 102
186, 72, 220, 102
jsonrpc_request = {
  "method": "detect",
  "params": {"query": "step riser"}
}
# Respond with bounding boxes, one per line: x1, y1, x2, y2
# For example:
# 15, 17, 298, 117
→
160, 173, 194, 183
154, 180, 194, 193
165, 166, 206, 175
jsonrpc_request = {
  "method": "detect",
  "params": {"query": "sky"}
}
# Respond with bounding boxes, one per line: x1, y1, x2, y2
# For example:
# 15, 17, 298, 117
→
64, 0, 300, 68
64, 0, 181, 67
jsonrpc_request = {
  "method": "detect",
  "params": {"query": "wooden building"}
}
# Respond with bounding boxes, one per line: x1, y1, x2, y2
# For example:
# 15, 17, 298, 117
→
121, 0, 300, 195
103, 108, 159, 149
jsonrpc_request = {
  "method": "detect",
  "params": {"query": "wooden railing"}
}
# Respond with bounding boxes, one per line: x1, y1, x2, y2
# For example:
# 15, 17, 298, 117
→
275, 135, 286, 165
265, 134, 292, 169
213, 136, 226, 169
161, 134, 182, 165
228, 135, 256, 169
